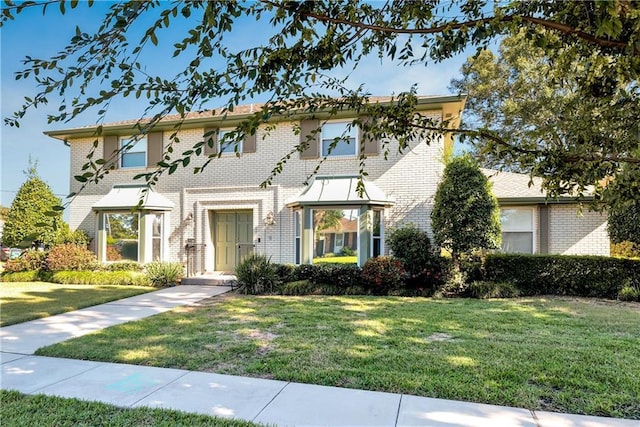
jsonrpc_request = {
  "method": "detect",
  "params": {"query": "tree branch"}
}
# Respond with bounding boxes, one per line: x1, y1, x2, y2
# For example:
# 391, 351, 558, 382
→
284, 5, 629, 51
412, 123, 541, 156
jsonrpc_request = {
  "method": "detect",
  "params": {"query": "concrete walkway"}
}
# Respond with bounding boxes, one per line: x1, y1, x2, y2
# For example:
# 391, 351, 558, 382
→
0, 286, 635, 427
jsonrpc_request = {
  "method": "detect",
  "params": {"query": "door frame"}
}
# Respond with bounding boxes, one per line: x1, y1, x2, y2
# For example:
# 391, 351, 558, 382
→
211, 209, 253, 272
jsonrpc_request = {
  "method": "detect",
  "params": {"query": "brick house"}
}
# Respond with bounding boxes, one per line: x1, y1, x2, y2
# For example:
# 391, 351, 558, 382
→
45, 95, 609, 274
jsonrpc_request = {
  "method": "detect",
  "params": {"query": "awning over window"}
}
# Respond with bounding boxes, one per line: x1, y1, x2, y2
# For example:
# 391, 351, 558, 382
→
92, 184, 174, 211
286, 176, 394, 208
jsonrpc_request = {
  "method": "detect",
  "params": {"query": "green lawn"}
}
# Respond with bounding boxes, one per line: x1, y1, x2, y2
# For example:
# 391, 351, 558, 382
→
0, 282, 153, 326
36, 295, 640, 419
0, 390, 263, 427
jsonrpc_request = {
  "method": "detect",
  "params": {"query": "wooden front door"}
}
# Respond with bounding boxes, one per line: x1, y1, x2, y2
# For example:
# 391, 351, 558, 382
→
214, 211, 253, 272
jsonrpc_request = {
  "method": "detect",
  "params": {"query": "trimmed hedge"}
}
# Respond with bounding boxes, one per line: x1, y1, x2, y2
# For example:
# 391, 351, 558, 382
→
1, 270, 51, 282
1, 270, 150, 286
273, 263, 364, 289
280, 279, 368, 296
484, 253, 640, 299
49, 271, 151, 286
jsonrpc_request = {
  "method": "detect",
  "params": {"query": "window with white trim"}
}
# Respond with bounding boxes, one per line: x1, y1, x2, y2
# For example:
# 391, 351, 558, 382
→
120, 136, 147, 168
105, 212, 140, 261
219, 129, 242, 155
294, 210, 301, 265
500, 208, 534, 254
372, 209, 383, 257
321, 121, 357, 157
152, 213, 163, 261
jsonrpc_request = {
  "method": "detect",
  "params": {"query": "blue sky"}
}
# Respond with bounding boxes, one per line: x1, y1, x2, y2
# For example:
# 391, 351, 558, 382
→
1, 1, 473, 210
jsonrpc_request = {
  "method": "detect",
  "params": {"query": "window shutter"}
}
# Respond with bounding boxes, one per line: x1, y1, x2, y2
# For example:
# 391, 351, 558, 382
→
203, 127, 218, 155
360, 116, 379, 156
299, 119, 319, 159
243, 132, 257, 153
103, 135, 119, 169
539, 205, 549, 254
147, 132, 163, 167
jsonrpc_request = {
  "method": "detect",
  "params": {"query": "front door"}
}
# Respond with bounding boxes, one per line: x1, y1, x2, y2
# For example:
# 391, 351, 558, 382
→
214, 211, 253, 272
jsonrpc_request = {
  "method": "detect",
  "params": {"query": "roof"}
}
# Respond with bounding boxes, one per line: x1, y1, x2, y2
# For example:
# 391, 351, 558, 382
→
92, 185, 174, 211
286, 176, 395, 208
482, 169, 589, 204
44, 95, 466, 141
320, 218, 359, 234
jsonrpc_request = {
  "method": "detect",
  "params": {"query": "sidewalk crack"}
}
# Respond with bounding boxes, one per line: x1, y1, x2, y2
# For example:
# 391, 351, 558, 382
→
395, 395, 403, 426
252, 381, 291, 422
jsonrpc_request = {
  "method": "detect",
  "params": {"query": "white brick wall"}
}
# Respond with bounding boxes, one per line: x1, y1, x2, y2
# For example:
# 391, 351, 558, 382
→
67, 114, 445, 268
548, 205, 609, 256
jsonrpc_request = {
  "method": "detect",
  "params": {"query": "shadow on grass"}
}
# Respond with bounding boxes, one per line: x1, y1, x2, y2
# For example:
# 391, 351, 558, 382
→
0, 285, 151, 326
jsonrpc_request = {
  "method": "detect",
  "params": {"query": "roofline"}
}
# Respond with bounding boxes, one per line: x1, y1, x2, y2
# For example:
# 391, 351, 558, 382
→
285, 200, 394, 208
43, 95, 466, 141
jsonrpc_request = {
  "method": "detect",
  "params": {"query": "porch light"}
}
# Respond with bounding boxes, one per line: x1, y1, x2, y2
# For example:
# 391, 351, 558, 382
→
264, 211, 276, 226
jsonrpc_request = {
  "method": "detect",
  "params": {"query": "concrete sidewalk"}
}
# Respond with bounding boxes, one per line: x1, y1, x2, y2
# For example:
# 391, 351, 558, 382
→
0, 286, 635, 426
0, 285, 231, 354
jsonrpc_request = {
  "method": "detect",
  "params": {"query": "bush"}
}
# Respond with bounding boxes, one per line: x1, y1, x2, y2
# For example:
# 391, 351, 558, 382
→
308, 263, 363, 288
280, 279, 368, 296
56, 228, 91, 247
362, 256, 406, 294
46, 244, 97, 272
386, 223, 447, 291
1, 270, 49, 282
280, 280, 318, 295
436, 269, 469, 298
618, 285, 640, 302
274, 263, 297, 283
144, 262, 184, 287
100, 261, 143, 272
340, 246, 356, 256
235, 254, 279, 295
611, 241, 640, 259
50, 271, 150, 286
469, 281, 519, 299
484, 253, 640, 299
3, 250, 47, 272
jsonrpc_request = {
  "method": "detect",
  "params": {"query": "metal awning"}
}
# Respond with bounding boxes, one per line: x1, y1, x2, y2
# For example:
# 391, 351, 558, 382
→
286, 176, 394, 208
92, 184, 174, 211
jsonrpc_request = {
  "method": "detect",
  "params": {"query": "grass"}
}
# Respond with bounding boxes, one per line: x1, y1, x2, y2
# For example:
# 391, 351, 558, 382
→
313, 255, 357, 264
0, 282, 153, 326
0, 390, 264, 426
36, 295, 640, 419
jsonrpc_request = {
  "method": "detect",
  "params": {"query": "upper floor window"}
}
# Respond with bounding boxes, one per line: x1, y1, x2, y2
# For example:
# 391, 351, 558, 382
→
321, 122, 357, 157
501, 208, 534, 254
218, 129, 242, 155
120, 136, 147, 168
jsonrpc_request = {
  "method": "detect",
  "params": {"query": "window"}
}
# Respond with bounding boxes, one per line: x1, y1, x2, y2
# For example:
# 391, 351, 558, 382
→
152, 213, 163, 261
218, 129, 241, 155
294, 210, 301, 264
105, 212, 139, 261
372, 209, 383, 257
501, 208, 534, 254
120, 136, 147, 168
321, 122, 357, 157
312, 208, 358, 262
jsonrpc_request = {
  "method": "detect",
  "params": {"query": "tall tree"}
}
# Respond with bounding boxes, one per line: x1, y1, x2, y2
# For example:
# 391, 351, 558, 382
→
451, 28, 640, 207
431, 155, 501, 269
3, 161, 64, 248
2, 1, 639, 202
608, 200, 640, 245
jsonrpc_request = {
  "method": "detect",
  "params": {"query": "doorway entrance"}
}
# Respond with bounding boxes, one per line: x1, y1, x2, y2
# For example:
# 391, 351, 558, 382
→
212, 210, 253, 272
